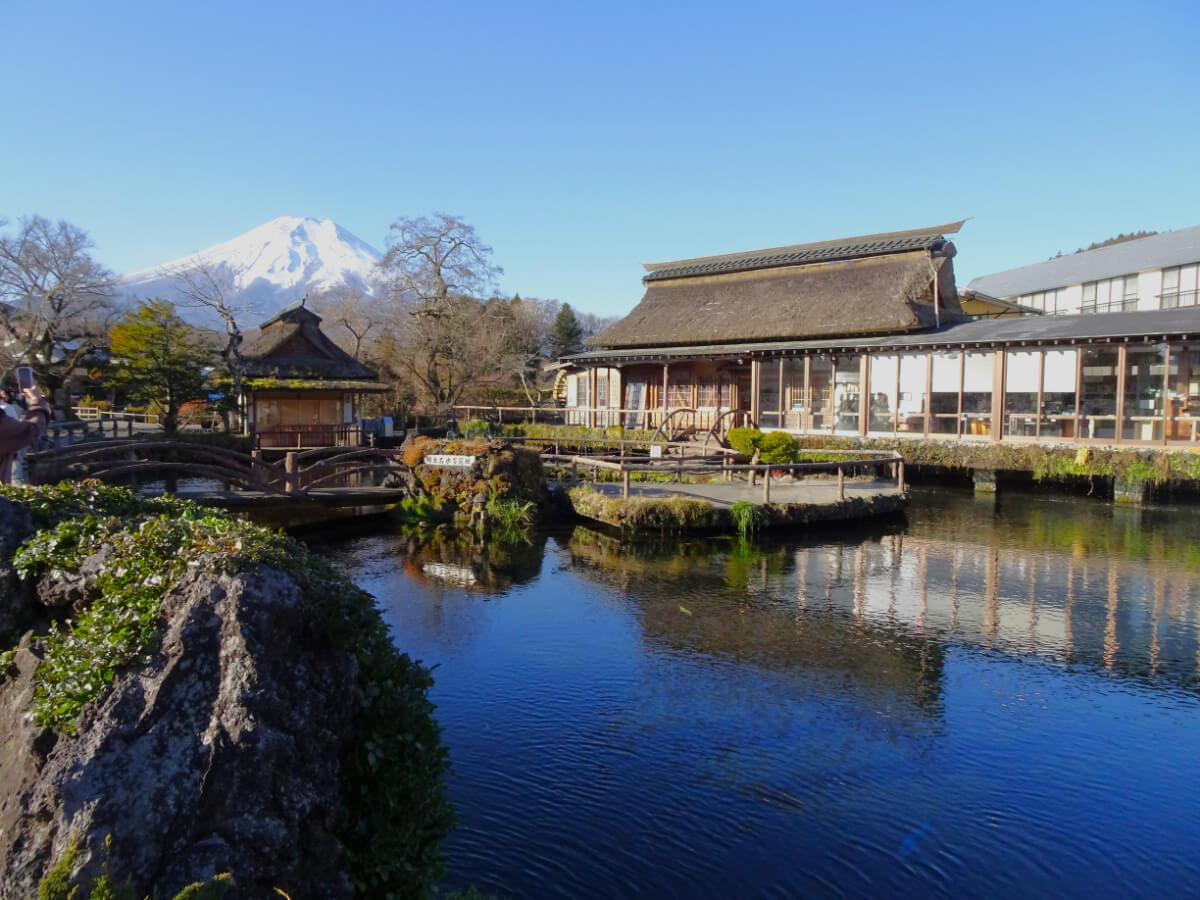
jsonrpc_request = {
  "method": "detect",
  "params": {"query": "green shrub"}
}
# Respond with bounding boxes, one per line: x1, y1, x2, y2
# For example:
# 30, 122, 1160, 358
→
462, 419, 491, 439
726, 427, 763, 456
758, 431, 799, 464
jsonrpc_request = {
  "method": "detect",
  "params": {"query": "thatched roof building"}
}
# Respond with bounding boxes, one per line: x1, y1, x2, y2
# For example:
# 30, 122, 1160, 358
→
586, 221, 965, 350
241, 299, 385, 391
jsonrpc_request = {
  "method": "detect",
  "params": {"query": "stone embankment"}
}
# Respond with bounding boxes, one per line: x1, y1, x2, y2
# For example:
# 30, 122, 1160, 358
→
0, 486, 452, 899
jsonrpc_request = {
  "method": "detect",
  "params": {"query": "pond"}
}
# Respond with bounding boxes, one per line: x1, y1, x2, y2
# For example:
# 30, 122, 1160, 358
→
313, 488, 1200, 898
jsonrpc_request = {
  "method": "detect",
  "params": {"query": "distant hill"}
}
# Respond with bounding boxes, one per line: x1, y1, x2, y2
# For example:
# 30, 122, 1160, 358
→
119, 216, 383, 328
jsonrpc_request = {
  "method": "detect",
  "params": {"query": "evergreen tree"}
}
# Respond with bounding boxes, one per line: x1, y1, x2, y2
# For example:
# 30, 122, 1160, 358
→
550, 303, 584, 358
109, 299, 214, 433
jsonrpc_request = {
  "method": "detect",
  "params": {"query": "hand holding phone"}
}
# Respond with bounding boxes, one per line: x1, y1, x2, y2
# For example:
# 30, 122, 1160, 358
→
16, 367, 35, 391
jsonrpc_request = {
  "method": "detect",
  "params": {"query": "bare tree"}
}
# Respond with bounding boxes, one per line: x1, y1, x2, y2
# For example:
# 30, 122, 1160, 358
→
308, 283, 385, 361
167, 262, 251, 432
379, 214, 502, 310
377, 215, 505, 413
0, 215, 117, 390
493, 296, 558, 406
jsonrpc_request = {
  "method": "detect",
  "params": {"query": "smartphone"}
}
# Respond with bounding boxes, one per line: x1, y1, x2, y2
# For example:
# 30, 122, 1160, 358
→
16, 366, 35, 391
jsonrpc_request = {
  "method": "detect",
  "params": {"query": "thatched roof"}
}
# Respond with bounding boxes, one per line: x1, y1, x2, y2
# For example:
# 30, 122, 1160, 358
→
241, 300, 379, 382
642, 220, 964, 282
588, 250, 961, 349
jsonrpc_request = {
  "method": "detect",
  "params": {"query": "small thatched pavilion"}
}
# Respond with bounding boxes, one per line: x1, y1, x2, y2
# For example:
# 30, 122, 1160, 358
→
239, 299, 389, 448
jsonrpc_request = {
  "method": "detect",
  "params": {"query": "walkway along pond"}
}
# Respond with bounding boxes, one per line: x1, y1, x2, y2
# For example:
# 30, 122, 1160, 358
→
312, 485, 1200, 898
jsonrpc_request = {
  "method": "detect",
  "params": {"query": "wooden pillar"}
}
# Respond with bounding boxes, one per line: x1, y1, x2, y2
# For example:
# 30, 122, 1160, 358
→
1161, 343, 1171, 445
803, 356, 812, 433
923, 353, 933, 436
750, 360, 761, 425
991, 350, 1005, 440
898, 459, 906, 492
956, 350, 965, 438
589, 367, 597, 430
622, 468, 630, 499
762, 466, 771, 503
1073, 344, 1083, 440
1115, 344, 1128, 444
661, 363, 669, 431
837, 465, 845, 501
1035, 350, 1045, 439
284, 452, 298, 493
858, 356, 869, 436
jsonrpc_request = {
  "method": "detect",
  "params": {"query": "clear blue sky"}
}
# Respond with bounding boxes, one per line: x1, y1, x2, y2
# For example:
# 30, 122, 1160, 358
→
3, 0, 1197, 317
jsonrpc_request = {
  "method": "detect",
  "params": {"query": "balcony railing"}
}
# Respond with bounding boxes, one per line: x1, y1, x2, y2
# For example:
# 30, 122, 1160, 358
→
1158, 290, 1200, 309
255, 424, 360, 449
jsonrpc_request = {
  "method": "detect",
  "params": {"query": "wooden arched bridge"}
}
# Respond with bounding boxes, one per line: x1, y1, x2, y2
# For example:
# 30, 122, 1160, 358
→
25, 441, 414, 509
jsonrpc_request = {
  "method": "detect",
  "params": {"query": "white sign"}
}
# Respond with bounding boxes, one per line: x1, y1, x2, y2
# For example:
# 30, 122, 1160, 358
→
649, 444, 663, 459
423, 454, 477, 468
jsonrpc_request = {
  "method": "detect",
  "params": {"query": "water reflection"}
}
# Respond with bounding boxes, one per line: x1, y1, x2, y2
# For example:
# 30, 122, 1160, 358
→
564, 488, 1200, 693
312, 488, 1200, 898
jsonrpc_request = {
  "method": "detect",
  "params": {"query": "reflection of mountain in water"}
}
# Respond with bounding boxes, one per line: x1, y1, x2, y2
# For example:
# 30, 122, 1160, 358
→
566, 487, 1200, 698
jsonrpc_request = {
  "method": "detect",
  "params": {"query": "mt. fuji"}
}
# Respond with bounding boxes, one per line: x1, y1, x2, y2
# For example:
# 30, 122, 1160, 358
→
120, 216, 384, 326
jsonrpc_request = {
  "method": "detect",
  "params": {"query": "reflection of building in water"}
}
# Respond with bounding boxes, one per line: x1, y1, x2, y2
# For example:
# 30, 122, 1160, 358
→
566, 528, 946, 720
791, 531, 1200, 689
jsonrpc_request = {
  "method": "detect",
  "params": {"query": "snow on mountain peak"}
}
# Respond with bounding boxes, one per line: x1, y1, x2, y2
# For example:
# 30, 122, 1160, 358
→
120, 217, 385, 326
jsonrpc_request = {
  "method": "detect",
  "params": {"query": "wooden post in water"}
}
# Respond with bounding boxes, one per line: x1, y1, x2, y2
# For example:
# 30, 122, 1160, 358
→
898, 459, 906, 492
285, 452, 298, 493
837, 465, 845, 501
622, 469, 630, 499
762, 466, 771, 504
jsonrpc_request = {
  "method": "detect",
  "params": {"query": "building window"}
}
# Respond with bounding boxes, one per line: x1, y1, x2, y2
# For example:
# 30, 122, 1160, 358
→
1160, 264, 1199, 309
1018, 288, 1066, 314
1081, 274, 1138, 313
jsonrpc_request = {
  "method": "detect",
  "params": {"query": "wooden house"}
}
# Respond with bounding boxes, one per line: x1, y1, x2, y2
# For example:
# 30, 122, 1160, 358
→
240, 300, 389, 448
563, 222, 1200, 447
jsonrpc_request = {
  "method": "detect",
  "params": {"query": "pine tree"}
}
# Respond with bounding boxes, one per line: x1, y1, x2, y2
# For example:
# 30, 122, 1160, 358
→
550, 303, 584, 358
109, 299, 215, 433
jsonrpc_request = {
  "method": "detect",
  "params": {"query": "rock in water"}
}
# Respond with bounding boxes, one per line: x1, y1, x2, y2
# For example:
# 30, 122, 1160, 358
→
0, 562, 361, 899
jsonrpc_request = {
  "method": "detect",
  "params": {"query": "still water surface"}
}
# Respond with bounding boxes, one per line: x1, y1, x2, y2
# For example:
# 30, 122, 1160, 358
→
314, 488, 1200, 898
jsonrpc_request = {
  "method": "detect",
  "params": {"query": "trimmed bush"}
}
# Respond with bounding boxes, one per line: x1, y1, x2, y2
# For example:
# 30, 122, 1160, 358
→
726, 427, 763, 456
758, 431, 799, 464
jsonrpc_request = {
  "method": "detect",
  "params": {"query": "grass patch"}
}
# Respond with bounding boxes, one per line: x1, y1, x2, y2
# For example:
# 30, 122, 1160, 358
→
729, 501, 767, 536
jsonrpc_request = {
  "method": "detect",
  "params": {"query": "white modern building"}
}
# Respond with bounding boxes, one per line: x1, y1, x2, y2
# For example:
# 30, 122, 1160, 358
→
967, 226, 1200, 316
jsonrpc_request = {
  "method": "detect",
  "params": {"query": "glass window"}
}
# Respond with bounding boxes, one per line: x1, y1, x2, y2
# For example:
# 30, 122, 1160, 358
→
759, 361, 780, 428
1168, 344, 1200, 442
869, 354, 898, 434
962, 352, 994, 437
667, 373, 690, 408
1122, 344, 1166, 441
930, 351, 961, 434
808, 356, 833, 433
780, 359, 805, 430
1040, 350, 1077, 438
696, 375, 718, 408
1080, 347, 1119, 439
898, 354, 927, 434
834, 356, 861, 433
1004, 350, 1040, 437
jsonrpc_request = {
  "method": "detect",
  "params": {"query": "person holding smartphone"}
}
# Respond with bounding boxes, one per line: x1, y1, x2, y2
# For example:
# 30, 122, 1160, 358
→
0, 368, 51, 484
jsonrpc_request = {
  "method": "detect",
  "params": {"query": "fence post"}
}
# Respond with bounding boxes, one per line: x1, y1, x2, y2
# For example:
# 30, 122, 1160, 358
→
622, 469, 630, 499
285, 452, 298, 493
898, 459, 906, 493
838, 465, 845, 501
762, 466, 771, 503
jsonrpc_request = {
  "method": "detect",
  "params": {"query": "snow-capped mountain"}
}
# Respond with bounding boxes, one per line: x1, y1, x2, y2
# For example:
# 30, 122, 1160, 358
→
120, 216, 384, 326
